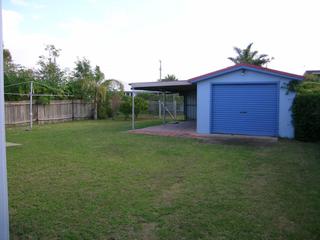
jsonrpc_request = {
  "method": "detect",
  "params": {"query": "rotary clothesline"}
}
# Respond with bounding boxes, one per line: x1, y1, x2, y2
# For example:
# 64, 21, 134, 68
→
4, 81, 73, 97
4, 81, 74, 130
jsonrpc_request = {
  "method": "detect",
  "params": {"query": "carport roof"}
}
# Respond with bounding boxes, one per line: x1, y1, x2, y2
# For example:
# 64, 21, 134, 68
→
130, 80, 195, 92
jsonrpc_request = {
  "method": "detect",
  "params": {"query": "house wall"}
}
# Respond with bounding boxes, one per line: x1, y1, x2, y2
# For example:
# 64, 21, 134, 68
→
196, 69, 296, 138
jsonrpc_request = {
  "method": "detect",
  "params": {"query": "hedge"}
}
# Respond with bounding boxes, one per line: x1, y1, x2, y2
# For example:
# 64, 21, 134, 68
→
292, 93, 320, 141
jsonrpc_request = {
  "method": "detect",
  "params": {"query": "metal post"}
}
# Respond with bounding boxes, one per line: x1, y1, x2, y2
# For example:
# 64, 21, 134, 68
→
173, 96, 177, 120
0, 0, 10, 238
162, 92, 166, 124
29, 81, 33, 130
132, 90, 135, 129
158, 99, 161, 119
159, 60, 162, 81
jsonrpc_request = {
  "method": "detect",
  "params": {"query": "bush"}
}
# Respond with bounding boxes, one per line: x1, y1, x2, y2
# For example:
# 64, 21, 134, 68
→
292, 93, 320, 141
120, 95, 148, 120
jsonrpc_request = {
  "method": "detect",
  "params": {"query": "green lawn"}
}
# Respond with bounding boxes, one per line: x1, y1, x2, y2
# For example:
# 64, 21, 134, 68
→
6, 120, 320, 240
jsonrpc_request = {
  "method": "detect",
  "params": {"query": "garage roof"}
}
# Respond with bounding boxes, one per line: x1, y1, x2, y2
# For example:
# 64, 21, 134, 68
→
189, 63, 304, 82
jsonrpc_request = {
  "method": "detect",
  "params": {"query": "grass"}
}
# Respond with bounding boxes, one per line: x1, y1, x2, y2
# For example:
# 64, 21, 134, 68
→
6, 120, 320, 240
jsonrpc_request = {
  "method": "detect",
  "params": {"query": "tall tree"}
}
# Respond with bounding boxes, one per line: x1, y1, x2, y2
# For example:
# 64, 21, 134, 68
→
3, 49, 35, 101
228, 43, 273, 66
37, 45, 65, 88
3, 49, 14, 73
159, 74, 178, 82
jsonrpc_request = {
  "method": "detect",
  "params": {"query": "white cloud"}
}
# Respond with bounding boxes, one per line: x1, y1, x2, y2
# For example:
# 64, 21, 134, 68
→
32, 3, 46, 9
3, 0, 320, 90
10, 0, 46, 9
31, 15, 40, 20
10, 0, 28, 6
3, 10, 57, 70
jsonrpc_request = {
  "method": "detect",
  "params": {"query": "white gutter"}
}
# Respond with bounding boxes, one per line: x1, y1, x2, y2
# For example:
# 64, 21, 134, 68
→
129, 80, 191, 89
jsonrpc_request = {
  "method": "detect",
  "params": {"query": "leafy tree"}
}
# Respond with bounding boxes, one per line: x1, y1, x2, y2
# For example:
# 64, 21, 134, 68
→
159, 74, 178, 82
4, 49, 15, 73
228, 43, 273, 66
4, 67, 35, 101
71, 58, 123, 119
71, 58, 105, 119
37, 45, 66, 88
304, 74, 320, 82
3, 49, 36, 101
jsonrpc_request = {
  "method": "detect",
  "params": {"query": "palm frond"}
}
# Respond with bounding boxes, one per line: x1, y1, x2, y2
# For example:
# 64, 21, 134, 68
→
228, 43, 272, 66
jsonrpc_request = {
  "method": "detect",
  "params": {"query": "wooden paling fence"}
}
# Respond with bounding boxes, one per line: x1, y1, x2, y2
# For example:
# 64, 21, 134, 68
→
5, 100, 94, 125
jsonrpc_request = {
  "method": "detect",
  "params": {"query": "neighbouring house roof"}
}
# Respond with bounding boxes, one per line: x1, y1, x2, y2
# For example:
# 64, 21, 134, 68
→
304, 70, 320, 75
189, 63, 304, 83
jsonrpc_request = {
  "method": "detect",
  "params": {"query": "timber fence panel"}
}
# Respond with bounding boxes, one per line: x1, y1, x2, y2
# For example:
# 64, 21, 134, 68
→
5, 100, 94, 125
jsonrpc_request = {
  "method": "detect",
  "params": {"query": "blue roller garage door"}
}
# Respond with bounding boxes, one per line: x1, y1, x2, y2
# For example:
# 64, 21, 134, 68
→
211, 83, 278, 136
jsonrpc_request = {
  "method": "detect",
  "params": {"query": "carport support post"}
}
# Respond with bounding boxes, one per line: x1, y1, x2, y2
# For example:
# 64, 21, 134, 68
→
131, 89, 135, 130
173, 95, 177, 120
162, 91, 166, 124
158, 99, 161, 119
0, 2, 10, 239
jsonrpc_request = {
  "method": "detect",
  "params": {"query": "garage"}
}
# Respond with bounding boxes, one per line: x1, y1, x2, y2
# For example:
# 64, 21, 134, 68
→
210, 83, 278, 136
192, 64, 304, 138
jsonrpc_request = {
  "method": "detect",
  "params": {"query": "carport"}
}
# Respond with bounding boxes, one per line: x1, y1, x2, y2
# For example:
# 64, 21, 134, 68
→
129, 80, 196, 129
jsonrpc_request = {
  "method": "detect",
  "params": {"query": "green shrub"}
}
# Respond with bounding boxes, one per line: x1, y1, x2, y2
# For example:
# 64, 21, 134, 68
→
292, 92, 320, 141
120, 95, 148, 120
98, 100, 110, 119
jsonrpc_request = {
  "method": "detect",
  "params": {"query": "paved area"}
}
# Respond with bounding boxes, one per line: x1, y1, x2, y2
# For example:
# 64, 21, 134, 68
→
129, 121, 278, 146
6, 142, 21, 147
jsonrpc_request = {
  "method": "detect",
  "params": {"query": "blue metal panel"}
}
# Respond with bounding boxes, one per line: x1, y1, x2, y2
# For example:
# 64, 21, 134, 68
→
210, 83, 279, 136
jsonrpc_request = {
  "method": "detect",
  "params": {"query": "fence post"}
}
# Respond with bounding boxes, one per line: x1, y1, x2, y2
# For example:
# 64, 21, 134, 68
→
72, 99, 74, 121
36, 101, 39, 124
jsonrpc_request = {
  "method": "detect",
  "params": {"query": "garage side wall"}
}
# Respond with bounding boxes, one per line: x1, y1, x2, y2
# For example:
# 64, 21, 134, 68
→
196, 70, 296, 138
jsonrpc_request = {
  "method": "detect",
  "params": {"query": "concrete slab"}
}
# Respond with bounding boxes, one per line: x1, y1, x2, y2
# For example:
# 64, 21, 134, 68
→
129, 121, 277, 146
6, 142, 21, 147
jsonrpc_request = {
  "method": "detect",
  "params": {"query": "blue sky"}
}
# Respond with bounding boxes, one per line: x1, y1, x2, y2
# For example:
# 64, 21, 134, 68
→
3, 0, 320, 89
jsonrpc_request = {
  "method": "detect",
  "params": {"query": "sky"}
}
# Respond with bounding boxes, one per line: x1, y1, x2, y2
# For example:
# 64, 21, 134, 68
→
2, 0, 320, 89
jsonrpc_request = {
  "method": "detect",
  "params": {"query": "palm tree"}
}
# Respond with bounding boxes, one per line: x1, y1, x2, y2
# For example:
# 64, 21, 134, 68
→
160, 74, 178, 82
228, 43, 273, 66
72, 58, 123, 120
